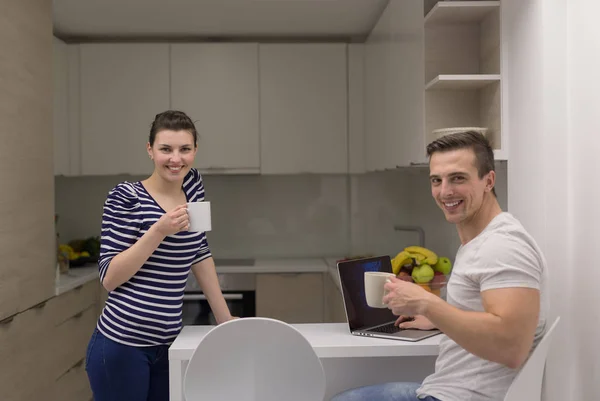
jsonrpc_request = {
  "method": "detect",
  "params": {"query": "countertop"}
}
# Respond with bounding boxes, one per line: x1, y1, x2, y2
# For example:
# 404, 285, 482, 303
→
169, 323, 442, 360
55, 257, 337, 296
55, 264, 98, 295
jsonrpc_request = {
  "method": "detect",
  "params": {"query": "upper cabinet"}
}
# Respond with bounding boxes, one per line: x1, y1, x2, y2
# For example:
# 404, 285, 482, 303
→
170, 43, 260, 173
364, 1, 425, 171
422, 0, 504, 162
53, 37, 69, 176
364, 0, 505, 169
259, 44, 348, 174
79, 43, 170, 175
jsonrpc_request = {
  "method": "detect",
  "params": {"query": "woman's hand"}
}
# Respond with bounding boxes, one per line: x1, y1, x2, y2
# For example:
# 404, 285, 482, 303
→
154, 204, 189, 236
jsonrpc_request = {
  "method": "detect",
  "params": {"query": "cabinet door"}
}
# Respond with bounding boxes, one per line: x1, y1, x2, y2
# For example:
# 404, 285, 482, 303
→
256, 273, 324, 323
171, 43, 260, 172
53, 37, 69, 176
259, 44, 348, 174
79, 43, 170, 175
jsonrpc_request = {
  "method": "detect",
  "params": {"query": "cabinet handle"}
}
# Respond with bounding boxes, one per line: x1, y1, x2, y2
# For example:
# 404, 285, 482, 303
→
73, 311, 83, 319
0, 316, 14, 326
57, 358, 85, 380
33, 300, 48, 309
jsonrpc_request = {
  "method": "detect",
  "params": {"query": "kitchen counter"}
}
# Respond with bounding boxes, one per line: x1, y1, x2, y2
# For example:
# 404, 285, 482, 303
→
215, 258, 329, 274
54, 258, 332, 296
169, 323, 440, 400
55, 264, 98, 295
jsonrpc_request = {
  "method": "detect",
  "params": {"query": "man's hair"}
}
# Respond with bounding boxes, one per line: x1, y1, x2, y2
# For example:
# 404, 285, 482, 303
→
426, 131, 496, 196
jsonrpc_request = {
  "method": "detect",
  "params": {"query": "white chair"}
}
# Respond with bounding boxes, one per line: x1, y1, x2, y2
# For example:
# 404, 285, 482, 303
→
183, 317, 326, 401
503, 316, 561, 401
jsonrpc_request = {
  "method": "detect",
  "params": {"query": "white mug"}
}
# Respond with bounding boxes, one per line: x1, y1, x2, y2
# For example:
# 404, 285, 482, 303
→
364, 271, 395, 308
186, 201, 212, 232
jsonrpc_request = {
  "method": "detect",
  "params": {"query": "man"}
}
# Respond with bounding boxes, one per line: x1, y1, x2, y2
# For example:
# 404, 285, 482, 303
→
331, 131, 548, 401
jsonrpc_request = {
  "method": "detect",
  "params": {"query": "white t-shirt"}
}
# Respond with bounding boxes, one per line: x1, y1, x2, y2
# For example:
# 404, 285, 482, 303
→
416, 212, 549, 401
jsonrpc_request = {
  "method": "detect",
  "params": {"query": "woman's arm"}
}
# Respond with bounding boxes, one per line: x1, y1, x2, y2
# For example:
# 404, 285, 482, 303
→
191, 257, 233, 324
102, 204, 189, 291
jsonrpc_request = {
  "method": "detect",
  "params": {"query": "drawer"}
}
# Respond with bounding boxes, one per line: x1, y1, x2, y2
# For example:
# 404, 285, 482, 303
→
47, 280, 100, 326
54, 357, 92, 401
49, 304, 98, 381
0, 306, 55, 401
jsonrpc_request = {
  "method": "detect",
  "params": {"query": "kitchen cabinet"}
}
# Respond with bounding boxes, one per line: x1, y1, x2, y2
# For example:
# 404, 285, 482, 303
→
79, 43, 170, 175
363, 1, 506, 169
53, 37, 69, 176
364, 0, 425, 171
422, 1, 504, 162
0, 280, 98, 401
259, 44, 348, 174
323, 273, 346, 323
53, 39, 81, 176
256, 273, 324, 323
170, 43, 260, 174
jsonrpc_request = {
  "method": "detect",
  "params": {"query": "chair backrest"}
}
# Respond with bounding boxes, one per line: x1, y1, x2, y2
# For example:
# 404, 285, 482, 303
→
183, 317, 326, 401
504, 316, 560, 401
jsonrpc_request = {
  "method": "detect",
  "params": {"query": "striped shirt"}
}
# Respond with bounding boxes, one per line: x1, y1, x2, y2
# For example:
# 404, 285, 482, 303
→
96, 168, 211, 347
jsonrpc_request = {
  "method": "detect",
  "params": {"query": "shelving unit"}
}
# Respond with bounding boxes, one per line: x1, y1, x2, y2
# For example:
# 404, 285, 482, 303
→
425, 74, 501, 90
423, 1, 505, 159
425, 1, 500, 26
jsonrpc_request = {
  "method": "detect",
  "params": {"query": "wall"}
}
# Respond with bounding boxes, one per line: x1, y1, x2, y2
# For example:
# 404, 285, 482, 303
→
566, 0, 600, 398
0, 0, 55, 314
55, 166, 507, 262
504, 0, 600, 399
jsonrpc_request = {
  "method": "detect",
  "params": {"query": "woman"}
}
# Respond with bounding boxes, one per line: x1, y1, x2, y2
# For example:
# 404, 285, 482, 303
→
85, 110, 235, 401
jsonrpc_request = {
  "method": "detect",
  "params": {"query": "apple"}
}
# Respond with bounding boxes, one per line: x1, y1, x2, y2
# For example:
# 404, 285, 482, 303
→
434, 257, 452, 275
411, 264, 434, 284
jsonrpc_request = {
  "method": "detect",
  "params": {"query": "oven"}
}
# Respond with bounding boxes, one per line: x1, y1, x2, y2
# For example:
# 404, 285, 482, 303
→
182, 267, 256, 326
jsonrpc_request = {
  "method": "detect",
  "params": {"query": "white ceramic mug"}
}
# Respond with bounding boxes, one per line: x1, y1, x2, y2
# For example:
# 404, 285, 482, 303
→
364, 271, 395, 308
186, 201, 212, 232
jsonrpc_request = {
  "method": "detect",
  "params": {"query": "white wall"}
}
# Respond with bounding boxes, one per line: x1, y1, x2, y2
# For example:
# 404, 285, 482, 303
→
505, 0, 600, 399
566, 0, 600, 398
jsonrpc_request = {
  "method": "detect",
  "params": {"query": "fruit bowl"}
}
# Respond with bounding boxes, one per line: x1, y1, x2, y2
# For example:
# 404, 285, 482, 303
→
391, 246, 453, 300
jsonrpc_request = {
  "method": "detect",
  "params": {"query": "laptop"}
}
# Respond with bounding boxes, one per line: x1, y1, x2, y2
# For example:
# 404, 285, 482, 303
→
337, 255, 442, 342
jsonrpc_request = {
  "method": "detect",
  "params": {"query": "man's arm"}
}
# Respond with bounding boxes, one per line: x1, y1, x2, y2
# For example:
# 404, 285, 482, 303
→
423, 287, 540, 369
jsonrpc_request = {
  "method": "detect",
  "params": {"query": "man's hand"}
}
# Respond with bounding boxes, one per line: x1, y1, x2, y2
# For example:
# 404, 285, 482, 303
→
395, 315, 436, 330
382, 276, 434, 316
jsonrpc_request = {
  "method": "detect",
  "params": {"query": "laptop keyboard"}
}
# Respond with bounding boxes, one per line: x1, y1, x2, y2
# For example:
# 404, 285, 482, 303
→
369, 322, 401, 333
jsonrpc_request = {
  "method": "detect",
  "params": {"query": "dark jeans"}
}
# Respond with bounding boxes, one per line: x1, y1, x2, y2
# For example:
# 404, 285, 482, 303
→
85, 328, 170, 401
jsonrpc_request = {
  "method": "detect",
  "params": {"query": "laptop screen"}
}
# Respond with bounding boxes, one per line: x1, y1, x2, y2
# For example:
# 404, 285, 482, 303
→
337, 256, 398, 331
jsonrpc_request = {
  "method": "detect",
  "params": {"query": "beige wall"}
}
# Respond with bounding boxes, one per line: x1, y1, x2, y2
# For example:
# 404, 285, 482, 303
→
0, 0, 54, 318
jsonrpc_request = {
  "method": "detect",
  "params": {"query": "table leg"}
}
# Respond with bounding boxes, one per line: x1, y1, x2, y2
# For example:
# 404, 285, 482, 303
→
169, 360, 184, 401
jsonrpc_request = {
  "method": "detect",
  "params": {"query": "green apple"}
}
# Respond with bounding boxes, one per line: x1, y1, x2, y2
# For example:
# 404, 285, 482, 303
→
411, 264, 434, 284
434, 257, 452, 275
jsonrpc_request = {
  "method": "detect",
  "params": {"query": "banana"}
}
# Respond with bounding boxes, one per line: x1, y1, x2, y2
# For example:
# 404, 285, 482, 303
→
404, 246, 438, 266
391, 251, 413, 275
408, 252, 426, 265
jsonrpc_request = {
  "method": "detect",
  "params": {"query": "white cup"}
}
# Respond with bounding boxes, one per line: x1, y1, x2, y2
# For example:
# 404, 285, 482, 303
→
364, 272, 395, 308
186, 201, 212, 232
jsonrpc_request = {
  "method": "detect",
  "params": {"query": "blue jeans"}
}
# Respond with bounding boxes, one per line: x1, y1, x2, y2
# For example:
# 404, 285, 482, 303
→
331, 382, 442, 401
85, 328, 170, 401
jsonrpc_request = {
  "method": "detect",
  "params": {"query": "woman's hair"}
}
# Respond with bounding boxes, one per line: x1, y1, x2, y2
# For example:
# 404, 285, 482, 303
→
149, 110, 198, 147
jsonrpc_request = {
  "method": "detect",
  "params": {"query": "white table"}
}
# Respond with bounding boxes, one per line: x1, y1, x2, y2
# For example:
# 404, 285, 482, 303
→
169, 323, 441, 401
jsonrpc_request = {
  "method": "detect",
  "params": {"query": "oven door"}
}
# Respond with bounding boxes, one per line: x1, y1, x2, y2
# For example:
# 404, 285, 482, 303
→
182, 273, 256, 325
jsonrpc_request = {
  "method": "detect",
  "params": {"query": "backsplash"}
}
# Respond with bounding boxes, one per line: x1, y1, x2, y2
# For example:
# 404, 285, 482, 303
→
55, 163, 507, 261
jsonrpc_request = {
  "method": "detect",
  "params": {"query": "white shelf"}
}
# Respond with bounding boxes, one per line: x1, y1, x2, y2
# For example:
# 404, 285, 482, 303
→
425, 74, 500, 90
494, 149, 508, 161
425, 1, 500, 26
